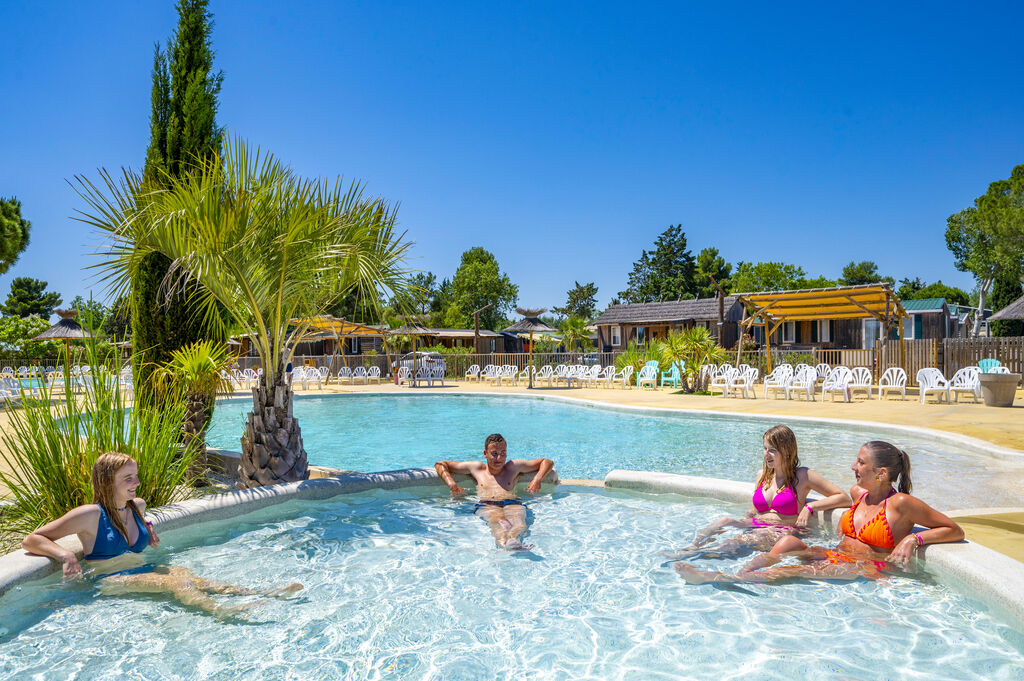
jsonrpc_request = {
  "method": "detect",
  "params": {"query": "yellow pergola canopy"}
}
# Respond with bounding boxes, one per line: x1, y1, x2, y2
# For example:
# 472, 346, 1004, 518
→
737, 283, 907, 327
294, 316, 386, 339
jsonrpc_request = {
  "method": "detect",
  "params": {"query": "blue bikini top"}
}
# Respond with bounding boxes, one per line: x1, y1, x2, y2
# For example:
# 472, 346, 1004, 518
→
84, 505, 149, 560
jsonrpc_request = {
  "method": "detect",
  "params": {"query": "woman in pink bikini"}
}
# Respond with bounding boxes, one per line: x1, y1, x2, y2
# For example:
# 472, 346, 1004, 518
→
675, 441, 964, 584
667, 424, 851, 560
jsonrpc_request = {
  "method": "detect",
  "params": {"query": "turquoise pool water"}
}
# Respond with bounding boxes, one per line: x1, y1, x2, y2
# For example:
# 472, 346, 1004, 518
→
206, 394, 1024, 509
1, 488, 1021, 680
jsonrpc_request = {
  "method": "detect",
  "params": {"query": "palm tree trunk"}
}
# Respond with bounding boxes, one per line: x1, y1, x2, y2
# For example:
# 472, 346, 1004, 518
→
239, 376, 309, 487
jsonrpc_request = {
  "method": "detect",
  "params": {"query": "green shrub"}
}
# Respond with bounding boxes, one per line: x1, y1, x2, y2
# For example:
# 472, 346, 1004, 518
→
0, 339, 198, 550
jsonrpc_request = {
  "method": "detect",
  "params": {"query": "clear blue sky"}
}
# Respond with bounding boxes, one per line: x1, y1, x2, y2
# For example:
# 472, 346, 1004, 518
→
2, 1, 1022, 317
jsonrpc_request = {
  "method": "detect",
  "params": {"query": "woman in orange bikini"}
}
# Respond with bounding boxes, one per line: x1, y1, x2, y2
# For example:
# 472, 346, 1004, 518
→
666, 424, 851, 560
675, 441, 964, 584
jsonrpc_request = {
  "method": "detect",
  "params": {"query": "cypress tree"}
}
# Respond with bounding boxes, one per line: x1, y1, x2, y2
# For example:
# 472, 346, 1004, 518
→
134, 0, 224, 399
989, 274, 1023, 337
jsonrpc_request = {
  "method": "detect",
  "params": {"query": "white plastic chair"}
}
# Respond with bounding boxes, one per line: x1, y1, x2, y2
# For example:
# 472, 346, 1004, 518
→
849, 367, 873, 400
366, 366, 382, 384
822, 366, 853, 402
763, 365, 793, 399
465, 364, 481, 382
535, 365, 555, 386
352, 367, 369, 385
336, 367, 353, 384
636, 365, 658, 390
396, 366, 413, 386
877, 367, 907, 401
916, 368, 950, 404
815, 363, 831, 383
949, 366, 981, 403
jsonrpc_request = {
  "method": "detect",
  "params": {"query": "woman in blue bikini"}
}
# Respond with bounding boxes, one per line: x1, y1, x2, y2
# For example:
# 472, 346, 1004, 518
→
22, 452, 301, 618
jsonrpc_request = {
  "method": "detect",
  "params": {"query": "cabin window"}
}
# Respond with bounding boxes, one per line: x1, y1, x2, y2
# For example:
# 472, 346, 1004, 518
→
489, 338, 497, 353
611, 325, 621, 346
351, 338, 361, 354
818, 320, 830, 343
862, 319, 882, 349
782, 321, 796, 344
636, 326, 646, 345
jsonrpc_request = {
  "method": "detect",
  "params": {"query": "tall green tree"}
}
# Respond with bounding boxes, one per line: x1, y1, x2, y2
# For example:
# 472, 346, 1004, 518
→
1, 277, 62, 318
989, 273, 1023, 336
0, 197, 31, 275
552, 281, 598, 320
134, 0, 225, 399
693, 247, 732, 298
69, 295, 110, 334
443, 247, 518, 330
985, 164, 1024, 275
77, 137, 413, 488
731, 261, 806, 293
839, 261, 894, 286
896, 277, 925, 300
946, 207, 1000, 336
910, 281, 970, 305
618, 225, 696, 303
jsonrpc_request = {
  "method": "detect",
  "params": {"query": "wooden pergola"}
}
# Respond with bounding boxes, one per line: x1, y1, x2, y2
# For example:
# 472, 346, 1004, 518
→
735, 283, 908, 371
292, 316, 392, 369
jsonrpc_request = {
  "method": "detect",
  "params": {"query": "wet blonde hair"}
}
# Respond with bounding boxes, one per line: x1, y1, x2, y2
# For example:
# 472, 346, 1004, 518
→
863, 441, 913, 494
756, 424, 801, 492
91, 452, 143, 543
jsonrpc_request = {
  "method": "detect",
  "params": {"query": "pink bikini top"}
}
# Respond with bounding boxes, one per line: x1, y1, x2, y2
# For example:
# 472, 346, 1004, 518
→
752, 483, 800, 516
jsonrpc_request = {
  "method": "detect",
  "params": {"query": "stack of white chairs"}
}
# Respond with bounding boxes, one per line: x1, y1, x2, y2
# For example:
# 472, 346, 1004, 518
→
916, 368, 951, 404
465, 364, 481, 382
612, 365, 634, 389
949, 366, 981, 403
726, 366, 759, 398
518, 365, 535, 384
498, 365, 518, 386
710, 366, 737, 396
581, 365, 602, 387
594, 365, 615, 387
366, 366, 382, 384
877, 367, 907, 400
484, 365, 502, 385
786, 365, 818, 401
822, 366, 853, 402
763, 364, 793, 399
243, 368, 259, 389
849, 367, 873, 400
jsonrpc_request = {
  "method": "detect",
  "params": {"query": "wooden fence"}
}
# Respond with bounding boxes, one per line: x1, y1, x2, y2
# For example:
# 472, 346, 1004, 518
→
943, 337, 1024, 375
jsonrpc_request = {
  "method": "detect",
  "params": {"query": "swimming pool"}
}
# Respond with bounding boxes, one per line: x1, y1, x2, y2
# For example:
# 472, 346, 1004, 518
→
206, 394, 1024, 509
1, 487, 1020, 680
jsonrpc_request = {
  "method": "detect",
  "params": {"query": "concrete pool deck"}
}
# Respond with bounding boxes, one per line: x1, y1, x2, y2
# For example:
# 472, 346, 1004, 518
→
2, 467, 1021, 633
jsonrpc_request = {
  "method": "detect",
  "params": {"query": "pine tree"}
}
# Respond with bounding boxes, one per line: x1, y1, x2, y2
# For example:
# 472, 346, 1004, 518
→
0, 197, 31, 275
133, 0, 224, 399
990, 274, 1023, 337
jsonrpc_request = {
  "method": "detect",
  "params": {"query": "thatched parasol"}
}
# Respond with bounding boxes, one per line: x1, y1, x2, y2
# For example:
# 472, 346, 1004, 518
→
31, 309, 93, 360
503, 308, 556, 389
989, 293, 1024, 321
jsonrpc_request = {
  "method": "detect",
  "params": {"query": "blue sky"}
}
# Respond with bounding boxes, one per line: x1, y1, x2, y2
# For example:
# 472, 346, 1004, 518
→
2, 1, 1022, 317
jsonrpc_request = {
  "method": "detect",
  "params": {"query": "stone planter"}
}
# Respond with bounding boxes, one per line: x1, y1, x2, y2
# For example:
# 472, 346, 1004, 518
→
979, 373, 1020, 407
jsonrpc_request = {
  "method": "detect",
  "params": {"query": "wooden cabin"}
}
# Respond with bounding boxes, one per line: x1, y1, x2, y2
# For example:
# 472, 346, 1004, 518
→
591, 295, 744, 351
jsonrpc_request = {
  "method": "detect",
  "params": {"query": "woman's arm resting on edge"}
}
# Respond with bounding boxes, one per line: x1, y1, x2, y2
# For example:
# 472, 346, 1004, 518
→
22, 505, 100, 578
886, 495, 965, 566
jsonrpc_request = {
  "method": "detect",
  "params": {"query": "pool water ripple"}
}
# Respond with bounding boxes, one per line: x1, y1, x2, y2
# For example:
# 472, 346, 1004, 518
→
1, 488, 1021, 680
207, 394, 1024, 509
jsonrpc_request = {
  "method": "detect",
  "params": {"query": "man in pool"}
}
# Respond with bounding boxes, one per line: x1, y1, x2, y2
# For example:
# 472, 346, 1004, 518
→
434, 433, 554, 550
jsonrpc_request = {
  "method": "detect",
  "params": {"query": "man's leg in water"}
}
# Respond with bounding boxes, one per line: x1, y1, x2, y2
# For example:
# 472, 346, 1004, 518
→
476, 505, 513, 546
502, 504, 532, 550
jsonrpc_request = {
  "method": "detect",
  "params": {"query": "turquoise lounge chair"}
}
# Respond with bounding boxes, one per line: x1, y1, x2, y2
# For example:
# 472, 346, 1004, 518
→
661, 360, 684, 388
978, 358, 1001, 374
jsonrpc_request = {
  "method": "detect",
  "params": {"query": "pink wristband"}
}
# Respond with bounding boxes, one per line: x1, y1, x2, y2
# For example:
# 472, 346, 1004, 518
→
804, 504, 814, 515
913, 532, 923, 547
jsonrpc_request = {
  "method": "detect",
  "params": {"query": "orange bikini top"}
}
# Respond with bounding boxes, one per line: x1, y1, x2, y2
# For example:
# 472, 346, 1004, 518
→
840, 490, 896, 550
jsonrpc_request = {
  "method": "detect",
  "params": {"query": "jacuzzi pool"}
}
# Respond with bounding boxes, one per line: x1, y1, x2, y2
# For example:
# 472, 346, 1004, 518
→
2, 487, 1021, 680
206, 394, 1024, 509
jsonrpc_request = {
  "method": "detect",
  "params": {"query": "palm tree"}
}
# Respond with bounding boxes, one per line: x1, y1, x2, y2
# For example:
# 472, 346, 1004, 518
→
558, 316, 593, 360
76, 137, 412, 487
151, 340, 235, 470
661, 326, 729, 392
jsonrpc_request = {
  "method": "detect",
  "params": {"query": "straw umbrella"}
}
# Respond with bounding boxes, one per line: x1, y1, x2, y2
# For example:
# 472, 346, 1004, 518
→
31, 309, 93, 364
503, 308, 556, 389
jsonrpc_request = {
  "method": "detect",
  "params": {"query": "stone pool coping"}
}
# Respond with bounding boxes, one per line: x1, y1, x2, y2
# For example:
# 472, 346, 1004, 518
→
2, 467, 1022, 631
